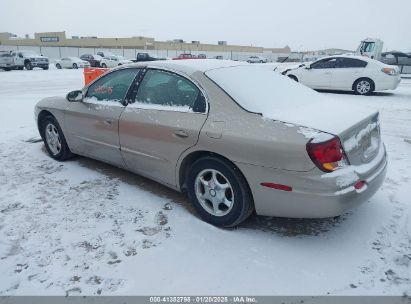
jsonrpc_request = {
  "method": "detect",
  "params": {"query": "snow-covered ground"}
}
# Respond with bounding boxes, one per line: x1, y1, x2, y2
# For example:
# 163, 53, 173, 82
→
0, 68, 410, 296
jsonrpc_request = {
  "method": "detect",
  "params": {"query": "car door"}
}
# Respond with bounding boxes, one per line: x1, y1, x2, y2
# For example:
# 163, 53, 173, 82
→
60, 58, 69, 68
331, 58, 368, 90
64, 68, 141, 167
301, 58, 336, 89
119, 68, 208, 186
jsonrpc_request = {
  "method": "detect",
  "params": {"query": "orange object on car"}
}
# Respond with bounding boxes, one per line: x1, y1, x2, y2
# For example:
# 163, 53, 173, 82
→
83, 68, 109, 85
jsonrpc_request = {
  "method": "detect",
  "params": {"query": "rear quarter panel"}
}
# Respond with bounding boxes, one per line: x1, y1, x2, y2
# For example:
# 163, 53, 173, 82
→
181, 72, 316, 173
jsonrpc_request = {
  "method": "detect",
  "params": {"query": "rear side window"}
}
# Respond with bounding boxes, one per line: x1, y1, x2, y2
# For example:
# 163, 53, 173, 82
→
336, 58, 367, 68
133, 69, 206, 113
0, 53, 12, 57
86, 69, 140, 103
311, 58, 337, 69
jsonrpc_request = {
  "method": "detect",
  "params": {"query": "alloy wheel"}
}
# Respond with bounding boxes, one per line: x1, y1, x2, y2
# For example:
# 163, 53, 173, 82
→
45, 123, 62, 155
194, 169, 234, 217
356, 80, 371, 95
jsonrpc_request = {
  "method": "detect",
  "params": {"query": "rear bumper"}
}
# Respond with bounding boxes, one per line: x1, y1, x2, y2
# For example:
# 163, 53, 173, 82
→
236, 144, 387, 218
375, 75, 401, 90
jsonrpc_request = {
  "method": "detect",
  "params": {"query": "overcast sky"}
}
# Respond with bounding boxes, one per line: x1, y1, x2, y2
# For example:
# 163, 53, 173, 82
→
1, 0, 410, 52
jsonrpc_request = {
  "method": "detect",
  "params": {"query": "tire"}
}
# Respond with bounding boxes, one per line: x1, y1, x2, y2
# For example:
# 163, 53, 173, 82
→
56, 63, 62, 69
353, 78, 374, 95
40, 115, 74, 161
101, 63, 107, 68
42, 66, 49, 70
25, 61, 33, 70
18, 66, 24, 70
186, 156, 254, 227
73, 63, 78, 69
4, 68, 11, 71
288, 75, 298, 82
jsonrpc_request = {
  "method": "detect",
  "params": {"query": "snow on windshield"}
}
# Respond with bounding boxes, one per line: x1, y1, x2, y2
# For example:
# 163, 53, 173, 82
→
205, 65, 375, 134
206, 65, 322, 114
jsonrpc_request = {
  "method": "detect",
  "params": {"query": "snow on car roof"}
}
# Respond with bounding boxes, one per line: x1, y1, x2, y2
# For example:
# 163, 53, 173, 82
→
127, 59, 249, 74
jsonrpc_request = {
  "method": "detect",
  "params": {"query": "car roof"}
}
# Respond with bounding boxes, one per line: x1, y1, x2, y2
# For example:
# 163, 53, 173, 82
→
122, 59, 249, 75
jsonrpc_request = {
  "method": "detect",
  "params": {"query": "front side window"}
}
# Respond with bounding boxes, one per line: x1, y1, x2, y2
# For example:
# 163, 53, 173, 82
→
311, 58, 337, 69
133, 69, 206, 113
86, 69, 140, 103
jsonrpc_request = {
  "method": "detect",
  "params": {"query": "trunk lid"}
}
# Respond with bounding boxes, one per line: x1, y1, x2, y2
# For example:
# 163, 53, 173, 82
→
339, 112, 381, 165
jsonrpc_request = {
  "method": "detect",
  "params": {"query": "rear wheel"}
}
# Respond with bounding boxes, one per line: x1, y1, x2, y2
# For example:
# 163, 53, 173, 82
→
18, 66, 24, 70
40, 115, 73, 161
354, 78, 374, 95
56, 63, 62, 69
42, 65, 49, 70
25, 61, 33, 70
101, 63, 107, 68
187, 157, 254, 227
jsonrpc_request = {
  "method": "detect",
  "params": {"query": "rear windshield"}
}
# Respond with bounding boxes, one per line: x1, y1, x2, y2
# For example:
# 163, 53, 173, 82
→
205, 65, 322, 115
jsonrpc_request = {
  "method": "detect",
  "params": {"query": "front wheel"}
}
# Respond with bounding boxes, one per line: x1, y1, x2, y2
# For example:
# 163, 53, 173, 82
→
187, 157, 254, 227
354, 78, 374, 95
56, 63, 62, 69
40, 115, 73, 161
72, 63, 78, 69
101, 63, 107, 68
288, 75, 298, 82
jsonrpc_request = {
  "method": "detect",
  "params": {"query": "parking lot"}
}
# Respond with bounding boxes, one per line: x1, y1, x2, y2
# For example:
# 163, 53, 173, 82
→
0, 68, 410, 296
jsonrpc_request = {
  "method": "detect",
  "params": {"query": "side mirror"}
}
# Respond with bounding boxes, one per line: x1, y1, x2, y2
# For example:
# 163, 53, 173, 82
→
66, 90, 83, 102
305, 65, 312, 70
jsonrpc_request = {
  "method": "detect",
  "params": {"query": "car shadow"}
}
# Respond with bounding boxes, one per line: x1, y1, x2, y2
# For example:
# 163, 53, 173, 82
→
39, 145, 348, 237
316, 89, 395, 97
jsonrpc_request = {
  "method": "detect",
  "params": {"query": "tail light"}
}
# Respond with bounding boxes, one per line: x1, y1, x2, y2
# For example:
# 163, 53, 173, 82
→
306, 136, 349, 172
381, 67, 398, 76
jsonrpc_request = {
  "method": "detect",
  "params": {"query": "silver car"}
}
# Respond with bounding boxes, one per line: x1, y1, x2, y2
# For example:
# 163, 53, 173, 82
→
35, 60, 387, 227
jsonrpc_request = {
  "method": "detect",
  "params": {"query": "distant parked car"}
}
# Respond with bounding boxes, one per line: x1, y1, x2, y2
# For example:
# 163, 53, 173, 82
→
100, 56, 133, 68
133, 52, 161, 62
96, 51, 115, 58
173, 54, 197, 60
0, 51, 15, 71
247, 56, 267, 63
11, 51, 49, 70
80, 54, 103, 67
284, 55, 401, 95
197, 54, 207, 59
55, 57, 90, 69
35, 60, 387, 227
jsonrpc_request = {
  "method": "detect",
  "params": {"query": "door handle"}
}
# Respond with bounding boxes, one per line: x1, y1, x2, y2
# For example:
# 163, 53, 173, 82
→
173, 130, 189, 138
104, 119, 113, 125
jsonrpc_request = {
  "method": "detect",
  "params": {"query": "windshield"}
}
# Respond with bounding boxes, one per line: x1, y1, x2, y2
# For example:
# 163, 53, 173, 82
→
21, 52, 39, 57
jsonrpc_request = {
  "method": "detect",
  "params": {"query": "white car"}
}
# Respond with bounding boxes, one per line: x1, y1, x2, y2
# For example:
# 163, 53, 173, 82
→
100, 56, 133, 68
247, 56, 268, 63
284, 55, 401, 95
55, 57, 90, 69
